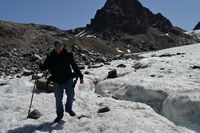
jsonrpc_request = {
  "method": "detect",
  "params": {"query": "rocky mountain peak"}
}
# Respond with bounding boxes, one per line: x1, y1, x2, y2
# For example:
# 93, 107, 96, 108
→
75, 0, 200, 53
87, 0, 173, 35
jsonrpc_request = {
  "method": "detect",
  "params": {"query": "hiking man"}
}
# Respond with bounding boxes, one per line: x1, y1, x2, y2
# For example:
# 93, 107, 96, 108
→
36, 40, 84, 122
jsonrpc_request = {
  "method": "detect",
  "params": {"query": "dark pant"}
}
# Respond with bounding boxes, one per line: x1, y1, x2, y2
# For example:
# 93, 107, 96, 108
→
53, 78, 74, 118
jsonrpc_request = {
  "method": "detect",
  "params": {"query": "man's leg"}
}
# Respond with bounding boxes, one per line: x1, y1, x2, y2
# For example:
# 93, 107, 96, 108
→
54, 83, 64, 119
64, 78, 75, 114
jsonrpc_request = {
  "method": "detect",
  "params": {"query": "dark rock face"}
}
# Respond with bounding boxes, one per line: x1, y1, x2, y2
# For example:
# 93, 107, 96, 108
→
193, 22, 200, 30
83, 0, 200, 52
88, 0, 172, 35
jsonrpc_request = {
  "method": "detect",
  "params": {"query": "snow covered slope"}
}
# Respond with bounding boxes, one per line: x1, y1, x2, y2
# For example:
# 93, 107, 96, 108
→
1, 43, 200, 133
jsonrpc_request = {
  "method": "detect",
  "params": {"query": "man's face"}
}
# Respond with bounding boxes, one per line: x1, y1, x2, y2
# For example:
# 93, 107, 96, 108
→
54, 44, 63, 54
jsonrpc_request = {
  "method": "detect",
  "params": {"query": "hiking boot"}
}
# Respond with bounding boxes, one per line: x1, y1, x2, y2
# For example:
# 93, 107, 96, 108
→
54, 116, 63, 123
66, 110, 76, 116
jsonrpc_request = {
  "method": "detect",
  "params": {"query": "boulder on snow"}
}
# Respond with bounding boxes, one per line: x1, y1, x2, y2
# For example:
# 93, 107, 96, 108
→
37, 77, 54, 92
117, 64, 126, 68
107, 69, 117, 78
191, 65, 200, 69
133, 62, 148, 69
98, 107, 110, 113
27, 109, 42, 119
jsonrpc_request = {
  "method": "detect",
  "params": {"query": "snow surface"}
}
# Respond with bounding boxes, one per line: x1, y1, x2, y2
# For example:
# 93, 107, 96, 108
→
1, 43, 200, 133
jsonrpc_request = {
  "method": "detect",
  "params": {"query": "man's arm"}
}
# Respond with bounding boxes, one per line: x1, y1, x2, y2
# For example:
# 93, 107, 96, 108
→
69, 52, 84, 84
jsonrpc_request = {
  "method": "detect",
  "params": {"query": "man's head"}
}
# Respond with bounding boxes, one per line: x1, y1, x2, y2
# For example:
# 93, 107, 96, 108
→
54, 40, 63, 54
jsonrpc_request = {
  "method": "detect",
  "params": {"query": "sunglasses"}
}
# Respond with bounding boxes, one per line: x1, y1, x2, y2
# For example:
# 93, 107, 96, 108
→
54, 46, 63, 49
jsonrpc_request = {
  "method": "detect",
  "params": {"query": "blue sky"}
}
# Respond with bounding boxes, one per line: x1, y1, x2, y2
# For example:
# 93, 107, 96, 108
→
0, 0, 199, 31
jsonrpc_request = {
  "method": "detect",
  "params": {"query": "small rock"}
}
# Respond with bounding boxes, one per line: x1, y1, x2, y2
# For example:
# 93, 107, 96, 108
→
117, 64, 126, 68
27, 109, 42, 119
107, 69, 117, 78
98, 107, 110, 113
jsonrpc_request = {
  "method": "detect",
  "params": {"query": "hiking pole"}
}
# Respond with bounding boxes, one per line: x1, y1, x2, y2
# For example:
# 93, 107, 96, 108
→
27, 66, 39, 117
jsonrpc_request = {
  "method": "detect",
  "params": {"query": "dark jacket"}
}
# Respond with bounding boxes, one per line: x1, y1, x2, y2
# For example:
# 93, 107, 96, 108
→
39, 49, 83, 84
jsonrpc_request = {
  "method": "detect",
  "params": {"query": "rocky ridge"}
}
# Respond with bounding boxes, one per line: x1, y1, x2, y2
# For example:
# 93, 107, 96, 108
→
0, 45, 142, 76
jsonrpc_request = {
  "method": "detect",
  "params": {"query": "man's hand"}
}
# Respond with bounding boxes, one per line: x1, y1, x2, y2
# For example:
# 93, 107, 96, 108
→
80, 79, 84, 84
36, 59, 43, 65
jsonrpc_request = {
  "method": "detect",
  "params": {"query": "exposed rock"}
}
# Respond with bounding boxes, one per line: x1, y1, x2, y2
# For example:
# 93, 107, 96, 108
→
191, 65, 200, 69
0, 46, 127, 76
193, 21, 200, 30
77, 114, 90, 119
98, 107, 110, 113
159, 53, 173, 57
117, 64, 126, 68
133, 62, 148, 69
88, 0, 173, 34
83, 0, 200, 52
27, 109, 42, 119
0, 83, 7, 86
107, 69, 117, 78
